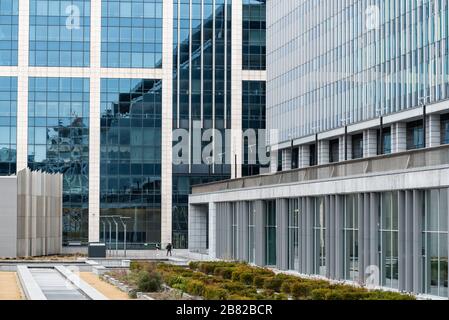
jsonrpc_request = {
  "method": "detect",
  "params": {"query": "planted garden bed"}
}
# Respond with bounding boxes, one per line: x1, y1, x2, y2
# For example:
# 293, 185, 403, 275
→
106, 261, 415, 300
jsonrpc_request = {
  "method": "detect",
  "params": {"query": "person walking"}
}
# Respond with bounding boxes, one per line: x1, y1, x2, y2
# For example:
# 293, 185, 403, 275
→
166, 243, 173, 256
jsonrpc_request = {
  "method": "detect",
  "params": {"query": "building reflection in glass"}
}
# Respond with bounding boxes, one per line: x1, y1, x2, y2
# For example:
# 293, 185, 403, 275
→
0, 77, 17, 175
100, 79, 162, 248
28, 77, 90, 244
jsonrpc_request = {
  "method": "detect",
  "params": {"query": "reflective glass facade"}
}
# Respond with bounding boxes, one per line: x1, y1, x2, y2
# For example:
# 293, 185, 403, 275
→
268, 0, 449, 143
101, 0, 163, 68
4, 2, 266, 251
29, 0, 91, 67
172, 0, 233, 249
242, 80, 267, 176
243, 0, 266, 70
100, 79, 162, 247
28, 77, 90, 244
0, 0, 18, 66
0, 77, 17, 175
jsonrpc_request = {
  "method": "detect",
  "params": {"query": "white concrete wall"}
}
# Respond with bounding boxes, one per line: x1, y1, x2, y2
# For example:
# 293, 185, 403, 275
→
0, 178, 18, 258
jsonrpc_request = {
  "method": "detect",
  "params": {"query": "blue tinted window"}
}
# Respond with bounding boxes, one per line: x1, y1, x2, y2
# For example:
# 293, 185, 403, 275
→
28, 77, 90, 244
242, 80, 266, 176
0, 0, 18, 66
101, 0, 163, 68
100, 78, 162, 246
243, 0, 266, 70
0, 76, 17, 174
29, 0, 91, 67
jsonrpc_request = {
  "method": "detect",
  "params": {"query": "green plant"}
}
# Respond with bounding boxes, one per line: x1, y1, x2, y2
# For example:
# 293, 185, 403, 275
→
204, 286, 229, 300
291, 282, 314, 299
214, 267, 234, 279
137, 270, 162, 292
128, 289, 138, 299
188, 261, 200, 270
239, 272, 254, 285
263, 278, 283, 292
280, 281, 293, 294
253, 276, 268, 288
220, 282, 246, 293
310, 288, 329, 300
186, 280, 206, 296
273, 293, 288, 300
228, 294, 252, 300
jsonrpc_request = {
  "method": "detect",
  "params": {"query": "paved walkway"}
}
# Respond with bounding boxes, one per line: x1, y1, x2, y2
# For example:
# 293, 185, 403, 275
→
0, 272, 23, 300
79, 272, 129, 300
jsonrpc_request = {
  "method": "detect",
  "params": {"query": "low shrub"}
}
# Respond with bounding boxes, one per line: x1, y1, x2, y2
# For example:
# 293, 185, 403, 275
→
365, 290, 415, 300
310, 288, 329, 300
165, 275, 187, 287
291, 282, 314, 299
280, 281, 293, 294
188, 261, 200, 270
253, 276, 268, 288
128, 289, 138, 299
220, 282, 246, 293
273, 293, 288, 300
239, 272, 254, 285
263, 278, 283, 292
204, 286, 229, 300
186, 280, 206, 296
198, 262, 216, 275
228, 294, 252, 300
137, 270, 162, 292
214, 267, 234, 280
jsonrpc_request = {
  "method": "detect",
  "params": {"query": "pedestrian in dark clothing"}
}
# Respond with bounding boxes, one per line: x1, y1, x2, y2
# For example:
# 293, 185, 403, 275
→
166, 243, 172, 256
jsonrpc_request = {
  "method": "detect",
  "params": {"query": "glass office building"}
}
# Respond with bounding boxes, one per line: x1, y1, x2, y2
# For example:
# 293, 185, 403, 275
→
0, 0, 265, 250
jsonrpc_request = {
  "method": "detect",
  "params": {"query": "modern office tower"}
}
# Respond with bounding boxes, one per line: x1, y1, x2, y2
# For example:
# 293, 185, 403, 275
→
189, 0, 449, 298
0, 0, 266, 250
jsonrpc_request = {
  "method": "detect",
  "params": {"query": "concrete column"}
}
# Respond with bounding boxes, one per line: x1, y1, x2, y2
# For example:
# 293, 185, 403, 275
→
254, 200, 266, 266
282, 149, 292, 171
238, 202, 249, 261
270, 150, 278, 173
300, 197, 307, 274
208, 202, 217, 259
361, 193, 371, 283
363, 130, 378, 158
357, 194, 365, 283
226, 203, 233, 260
160, 0, 174, 247
325, 196, 332, 279
298, 145, 310, 169
369, 193, 379, 268
87, 0, 102, 243
231, 0, 243, 179
404, 190, 414, 292
412, 190, 423, 294
335, 195, 344, 280
427, 114, 441, 147
391, 122, 406, 153
318, 140, 330, 165
397, 191, 406, 291
16, 0, 30, 171
276, 199, 289, 270
305, 197, 314, 274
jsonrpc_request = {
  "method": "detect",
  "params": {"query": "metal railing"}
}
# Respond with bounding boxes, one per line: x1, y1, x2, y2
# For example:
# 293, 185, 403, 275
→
192, 144, 449, 194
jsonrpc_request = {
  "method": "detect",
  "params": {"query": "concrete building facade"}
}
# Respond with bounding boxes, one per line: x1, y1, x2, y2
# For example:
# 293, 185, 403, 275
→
189, 0, 449, 299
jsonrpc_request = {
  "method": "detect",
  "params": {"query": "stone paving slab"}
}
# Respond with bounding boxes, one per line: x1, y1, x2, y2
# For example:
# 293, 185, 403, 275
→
79, 272, 130, 300
0, 272, 23, 300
